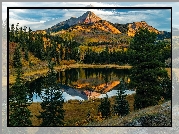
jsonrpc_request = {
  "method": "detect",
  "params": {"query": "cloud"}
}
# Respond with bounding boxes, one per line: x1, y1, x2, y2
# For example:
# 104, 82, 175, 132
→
3, 2, 173, 31
9, 18, 45, 29
8, 8, 171, 31
132, 3, 173, 7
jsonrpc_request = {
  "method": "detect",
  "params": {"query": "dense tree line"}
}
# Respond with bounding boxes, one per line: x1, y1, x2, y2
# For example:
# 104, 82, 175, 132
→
83, 47, 130, 65
9, 24, 81, 66
9, 24, 171, 68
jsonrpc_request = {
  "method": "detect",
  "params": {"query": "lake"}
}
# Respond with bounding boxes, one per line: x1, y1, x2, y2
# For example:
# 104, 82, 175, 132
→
24, 68, 135, 102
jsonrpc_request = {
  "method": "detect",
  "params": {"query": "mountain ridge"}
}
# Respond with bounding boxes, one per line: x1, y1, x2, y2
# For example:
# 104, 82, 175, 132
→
45, 11, 170, 40
46, 11, 102, 33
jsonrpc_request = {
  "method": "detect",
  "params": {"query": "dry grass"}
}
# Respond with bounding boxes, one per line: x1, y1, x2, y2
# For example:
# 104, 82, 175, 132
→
9, 64, 132, 85
27, 93, 135, 126
86, 100, 171, 126
8, 63, 171, 85
9, 68, 49, 85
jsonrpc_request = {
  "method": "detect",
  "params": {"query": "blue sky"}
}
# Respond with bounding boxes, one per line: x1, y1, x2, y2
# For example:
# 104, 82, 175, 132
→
2, 2, 178, 32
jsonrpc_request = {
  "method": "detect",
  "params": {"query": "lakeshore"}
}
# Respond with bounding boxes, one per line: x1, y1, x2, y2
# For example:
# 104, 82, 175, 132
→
8, 64, 132, 85
8, 63, 171, 86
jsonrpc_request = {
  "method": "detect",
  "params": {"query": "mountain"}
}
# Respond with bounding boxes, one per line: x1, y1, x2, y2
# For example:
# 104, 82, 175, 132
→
111, 21, 171, 39
65, 19, 121, 34
110, 21, 159, 37
127, 21, 160, 36
46, 11, 102, 33
50, 19, 123, 45
45, 11, 170, 44
46, 11, 122, 44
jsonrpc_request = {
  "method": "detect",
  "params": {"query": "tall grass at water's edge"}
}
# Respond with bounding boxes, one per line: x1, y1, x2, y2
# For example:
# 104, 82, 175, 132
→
27, 93, 135, 126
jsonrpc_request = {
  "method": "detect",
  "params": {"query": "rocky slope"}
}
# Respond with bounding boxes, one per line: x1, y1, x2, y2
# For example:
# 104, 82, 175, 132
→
127, 21, 159, 36
85, 100, 171, 126
70, 20, 121, 34
46, 11, 102, 33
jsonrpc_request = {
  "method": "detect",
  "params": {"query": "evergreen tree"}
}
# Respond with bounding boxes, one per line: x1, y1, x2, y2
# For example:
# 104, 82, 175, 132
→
13, 45, 22, 68
129, 28, 171, 110
9, 67, 32, 126
98, 94, 111, 118
59, 43, 64, 62
37, 61, 65, 126
24, 49, 29, 61
113, 79, 129, 116
105, 45, 110, 63
9, 24, 15, 42
104, 68, 109, 86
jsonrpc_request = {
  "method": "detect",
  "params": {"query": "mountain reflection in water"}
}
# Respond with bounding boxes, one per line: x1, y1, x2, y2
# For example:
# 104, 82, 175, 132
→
26, 68, 134, 102
32, 84, 135, 102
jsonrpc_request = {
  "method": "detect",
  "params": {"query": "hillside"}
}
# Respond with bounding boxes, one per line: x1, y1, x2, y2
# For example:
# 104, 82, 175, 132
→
45, 11, 170, 46
85, 100, 171, 126
51, 20, 125, 45
46, 11, 102, 33
127, 21, 159, 36
58, 20, 121, 34
110, 21, 160, 37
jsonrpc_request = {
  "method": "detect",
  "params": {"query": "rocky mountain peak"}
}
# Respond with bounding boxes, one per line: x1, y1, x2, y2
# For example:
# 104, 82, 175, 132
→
63, 11, 102, 26
53, 11, 102, 28
78, 11, 102, 24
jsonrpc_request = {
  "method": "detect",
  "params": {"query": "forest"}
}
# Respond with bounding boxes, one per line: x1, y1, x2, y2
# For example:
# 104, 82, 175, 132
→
9, 24, 171, 68
8, 23, 171, 126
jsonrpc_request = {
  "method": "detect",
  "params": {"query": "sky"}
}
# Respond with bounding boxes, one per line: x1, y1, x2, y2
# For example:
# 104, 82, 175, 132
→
2, 2, 178, 32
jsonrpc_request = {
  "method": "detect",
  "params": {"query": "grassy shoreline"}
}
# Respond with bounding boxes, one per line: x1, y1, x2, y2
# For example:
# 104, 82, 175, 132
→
9, 63, 132, 85
8, 63, 171, 86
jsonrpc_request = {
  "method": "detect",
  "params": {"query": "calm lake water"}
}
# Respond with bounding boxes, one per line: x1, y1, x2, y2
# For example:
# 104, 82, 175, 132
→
25, 68, 135, 102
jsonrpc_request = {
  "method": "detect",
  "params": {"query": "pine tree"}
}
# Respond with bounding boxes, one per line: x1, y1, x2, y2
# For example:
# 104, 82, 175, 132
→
105, 45, 110, 64
129, 28, 171, 110
113, 79, 129, 116
13, 45, 22, 68
9, 24, 15, 42
98, 94, 111, 119
37, 61, 65, 126
9, 67, 32, 126
24, 49, 29, 61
